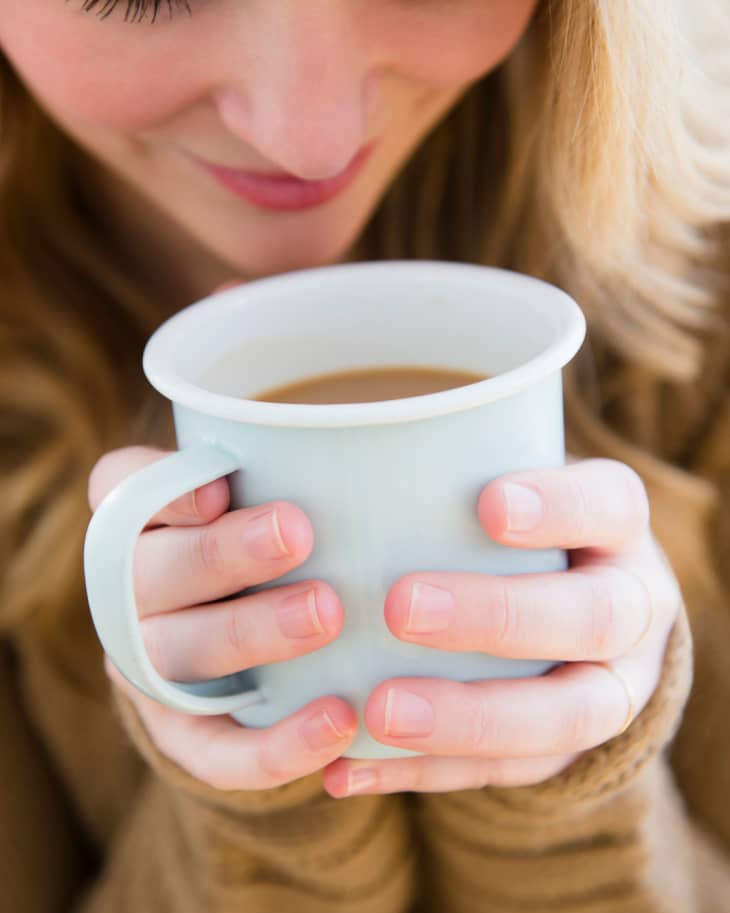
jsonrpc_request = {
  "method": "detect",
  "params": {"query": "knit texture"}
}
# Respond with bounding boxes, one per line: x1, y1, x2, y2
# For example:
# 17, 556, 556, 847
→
3, 332, 730, 911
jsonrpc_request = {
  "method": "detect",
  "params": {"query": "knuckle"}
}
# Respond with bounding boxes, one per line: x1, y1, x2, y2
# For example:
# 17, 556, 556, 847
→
564, 472, 592, 540
480, 757, 515, 788
621, 566, 655, 641
222, 604, 251, 664
585, 574, 619, 656
407, 763, 426, 793
561, 692, 598, 750
194, 524, 227, 578
489, 579, 520, 651
592, 565, 655, 653
466, 698, 494, 753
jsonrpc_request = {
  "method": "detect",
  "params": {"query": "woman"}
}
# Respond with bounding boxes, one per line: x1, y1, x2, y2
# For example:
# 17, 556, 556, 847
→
1, 1, 729, 911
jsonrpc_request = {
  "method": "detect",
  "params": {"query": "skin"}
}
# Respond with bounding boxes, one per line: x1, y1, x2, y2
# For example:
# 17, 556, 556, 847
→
4, 0, 681, 795
1, 0, 537, 301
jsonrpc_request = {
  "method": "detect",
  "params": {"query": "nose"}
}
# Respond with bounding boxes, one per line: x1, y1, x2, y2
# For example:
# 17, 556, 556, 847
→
213, 3, 371, 181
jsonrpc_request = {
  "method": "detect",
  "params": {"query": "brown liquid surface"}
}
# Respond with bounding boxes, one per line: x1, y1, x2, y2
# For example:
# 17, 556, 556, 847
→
252, 365, 489, 404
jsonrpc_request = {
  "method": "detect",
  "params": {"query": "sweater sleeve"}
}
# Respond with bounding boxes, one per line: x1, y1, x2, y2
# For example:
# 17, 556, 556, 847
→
1, 635, 416, 913
0, 642, 89, 913
75, 689, 417, 913
411, 602, 730, 913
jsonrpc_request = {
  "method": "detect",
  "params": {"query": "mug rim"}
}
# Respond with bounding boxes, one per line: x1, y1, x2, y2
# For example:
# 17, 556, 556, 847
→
143, 261, 586, 428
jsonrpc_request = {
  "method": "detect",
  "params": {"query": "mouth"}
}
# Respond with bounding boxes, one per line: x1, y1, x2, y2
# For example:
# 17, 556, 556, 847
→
186, 143, 374, 212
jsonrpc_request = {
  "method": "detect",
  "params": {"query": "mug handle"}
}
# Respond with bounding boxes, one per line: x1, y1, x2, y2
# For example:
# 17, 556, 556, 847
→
84, 443, 265, 714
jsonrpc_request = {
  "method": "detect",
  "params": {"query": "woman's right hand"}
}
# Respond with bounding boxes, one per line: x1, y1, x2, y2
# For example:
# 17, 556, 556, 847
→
87, 445, 358, 791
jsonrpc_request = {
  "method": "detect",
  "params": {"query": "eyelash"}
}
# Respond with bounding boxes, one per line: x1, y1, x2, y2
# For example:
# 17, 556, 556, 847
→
77, 0, 192, 24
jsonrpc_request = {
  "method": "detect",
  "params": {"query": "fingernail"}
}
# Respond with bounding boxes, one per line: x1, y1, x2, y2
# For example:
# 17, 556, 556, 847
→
502, 483, 543, 532
171, 488, 200, 520
347, 768, 378, 795
384, 688, 434, 737
301, 710, 348, 750
242, 508, 290, 559
276, 588, 324, 639
406, 583, 454, 633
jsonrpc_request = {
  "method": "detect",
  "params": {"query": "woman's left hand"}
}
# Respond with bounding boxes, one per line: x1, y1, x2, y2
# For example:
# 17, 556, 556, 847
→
322, 459, 681, 798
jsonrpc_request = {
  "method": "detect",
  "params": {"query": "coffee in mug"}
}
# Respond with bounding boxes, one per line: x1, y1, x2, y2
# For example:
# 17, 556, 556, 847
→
251, 365, 490, 404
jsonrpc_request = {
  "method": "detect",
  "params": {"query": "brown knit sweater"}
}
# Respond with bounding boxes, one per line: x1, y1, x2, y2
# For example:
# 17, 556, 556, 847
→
2, 341, 730, 913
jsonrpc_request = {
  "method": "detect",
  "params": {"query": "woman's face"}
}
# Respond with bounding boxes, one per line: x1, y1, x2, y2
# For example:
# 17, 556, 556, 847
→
0, 0, 536, 292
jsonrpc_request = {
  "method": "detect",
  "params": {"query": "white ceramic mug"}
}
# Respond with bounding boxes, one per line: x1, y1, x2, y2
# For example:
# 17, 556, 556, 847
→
84, 260, 586, 759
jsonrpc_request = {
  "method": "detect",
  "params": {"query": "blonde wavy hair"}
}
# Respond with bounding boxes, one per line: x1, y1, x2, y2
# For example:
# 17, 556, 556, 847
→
2, 0, 729, 633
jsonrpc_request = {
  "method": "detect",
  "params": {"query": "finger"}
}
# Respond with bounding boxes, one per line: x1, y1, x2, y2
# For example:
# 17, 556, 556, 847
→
89, 446, 230, 528
363, 652, 661, 758
384, 559, 656, 661
106, 659, 358, 791
140, 579, 344, 681
322, 752, 580, 797
133, 500, 313, 615
210, 279, 245, 294
478, 458, 650, 554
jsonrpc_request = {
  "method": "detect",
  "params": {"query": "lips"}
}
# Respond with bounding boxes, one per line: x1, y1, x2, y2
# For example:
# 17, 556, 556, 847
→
189, 143, 373, 212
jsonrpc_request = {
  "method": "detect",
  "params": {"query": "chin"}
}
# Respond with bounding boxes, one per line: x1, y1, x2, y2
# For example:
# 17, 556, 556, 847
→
211, 217, 368, 280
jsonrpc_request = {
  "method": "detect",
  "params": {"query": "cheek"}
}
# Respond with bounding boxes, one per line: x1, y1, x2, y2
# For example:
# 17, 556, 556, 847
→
0, 8, 201, 132
0, 0, 536, 141
372, 0, 537, 87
